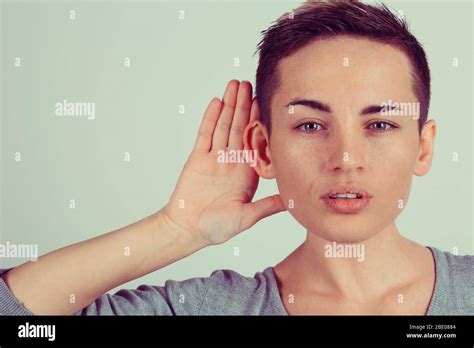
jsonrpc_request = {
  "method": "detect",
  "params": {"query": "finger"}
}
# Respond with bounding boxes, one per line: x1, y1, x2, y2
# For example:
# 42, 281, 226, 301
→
193, 97, 221, 153
228, 81, 252, 150
212, 80, 239, 150
240, 194, 286, 231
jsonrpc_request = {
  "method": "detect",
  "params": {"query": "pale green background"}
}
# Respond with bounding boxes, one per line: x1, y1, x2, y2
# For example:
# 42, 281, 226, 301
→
1, 0, 472, 292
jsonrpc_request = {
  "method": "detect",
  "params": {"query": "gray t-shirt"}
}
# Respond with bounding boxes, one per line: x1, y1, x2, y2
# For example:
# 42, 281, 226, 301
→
0, 246, 472, 315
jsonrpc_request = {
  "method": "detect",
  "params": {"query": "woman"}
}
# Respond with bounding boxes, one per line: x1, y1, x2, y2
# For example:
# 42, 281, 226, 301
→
1, 0, 472, 315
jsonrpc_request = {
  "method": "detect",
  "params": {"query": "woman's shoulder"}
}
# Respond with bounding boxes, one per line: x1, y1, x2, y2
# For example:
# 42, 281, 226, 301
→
428, 246, 474, 315
207, 266, 275, 286
196, 266, 284, 315
429, 246, 474, 280
75, 266, 281, 315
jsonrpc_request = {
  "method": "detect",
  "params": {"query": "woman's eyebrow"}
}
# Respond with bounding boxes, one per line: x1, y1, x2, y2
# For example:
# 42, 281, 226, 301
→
285, 98, 399, 116
360, 104, 398, 115
284, 98, 331, 113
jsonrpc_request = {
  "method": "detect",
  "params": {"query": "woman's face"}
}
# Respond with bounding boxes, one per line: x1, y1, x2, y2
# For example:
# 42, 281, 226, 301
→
252, 36, 436, 243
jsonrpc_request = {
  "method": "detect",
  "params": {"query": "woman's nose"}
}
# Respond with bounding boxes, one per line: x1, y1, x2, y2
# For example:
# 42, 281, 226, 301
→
326, 130, 366, 175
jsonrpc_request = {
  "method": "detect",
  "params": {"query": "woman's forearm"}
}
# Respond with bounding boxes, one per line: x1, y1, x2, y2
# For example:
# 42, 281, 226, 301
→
1, 209, 207, 315
1, 81, 285, 315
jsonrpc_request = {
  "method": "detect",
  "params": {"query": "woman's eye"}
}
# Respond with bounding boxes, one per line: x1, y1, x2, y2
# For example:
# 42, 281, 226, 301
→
297, 122, 323, 133
368, 121, 396, 131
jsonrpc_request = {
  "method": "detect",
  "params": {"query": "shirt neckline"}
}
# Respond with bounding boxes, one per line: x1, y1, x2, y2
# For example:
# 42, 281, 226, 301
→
266, 245, 441, 315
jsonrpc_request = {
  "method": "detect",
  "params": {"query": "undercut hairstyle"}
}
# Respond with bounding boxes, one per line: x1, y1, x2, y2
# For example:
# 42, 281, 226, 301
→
254, 0, 431, 135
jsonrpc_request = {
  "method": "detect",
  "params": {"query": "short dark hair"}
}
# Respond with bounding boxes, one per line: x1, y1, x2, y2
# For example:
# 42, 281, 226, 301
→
254, 0, 431, 135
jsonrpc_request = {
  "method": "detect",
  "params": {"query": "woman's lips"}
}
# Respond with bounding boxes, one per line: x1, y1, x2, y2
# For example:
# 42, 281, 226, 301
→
320, 183, 373, 214
321, 195, 371, 214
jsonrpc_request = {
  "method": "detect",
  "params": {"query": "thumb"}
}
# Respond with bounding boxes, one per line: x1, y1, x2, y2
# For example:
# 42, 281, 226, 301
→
240, 194, 286, 231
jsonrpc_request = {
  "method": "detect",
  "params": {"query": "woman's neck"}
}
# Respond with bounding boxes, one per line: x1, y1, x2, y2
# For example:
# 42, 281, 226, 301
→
275, 223, 432, 302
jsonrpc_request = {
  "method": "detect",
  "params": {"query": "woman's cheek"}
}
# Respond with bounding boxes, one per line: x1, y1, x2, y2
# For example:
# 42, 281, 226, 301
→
274, 149, 325, 225
373, 151, 415, 216
272, 148, 308, 206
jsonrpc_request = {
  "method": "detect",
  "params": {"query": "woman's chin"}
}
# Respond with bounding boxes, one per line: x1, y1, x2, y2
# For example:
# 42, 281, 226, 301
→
307, 223, 379, 244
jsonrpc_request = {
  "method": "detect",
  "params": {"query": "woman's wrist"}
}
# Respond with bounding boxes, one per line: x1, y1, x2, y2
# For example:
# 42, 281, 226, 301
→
153, 207, 210, 257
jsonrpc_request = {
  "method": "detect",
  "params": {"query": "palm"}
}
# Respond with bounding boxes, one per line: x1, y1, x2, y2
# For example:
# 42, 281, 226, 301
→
162, 80, 285, 245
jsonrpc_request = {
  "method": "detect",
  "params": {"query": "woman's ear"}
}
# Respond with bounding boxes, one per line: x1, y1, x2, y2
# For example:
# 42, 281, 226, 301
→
243, 100, 276, 179
414, 119, 437, 176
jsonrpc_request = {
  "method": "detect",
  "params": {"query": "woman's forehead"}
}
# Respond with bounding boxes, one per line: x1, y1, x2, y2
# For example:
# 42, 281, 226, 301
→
271, 37, 417, 116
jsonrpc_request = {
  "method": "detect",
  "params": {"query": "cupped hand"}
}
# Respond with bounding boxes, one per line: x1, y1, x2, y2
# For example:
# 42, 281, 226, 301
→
161, 80, 286, 246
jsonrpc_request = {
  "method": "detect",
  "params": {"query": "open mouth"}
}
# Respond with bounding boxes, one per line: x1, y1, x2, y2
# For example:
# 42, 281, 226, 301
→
321, 184, 372, 214
329, 193, 363, 199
